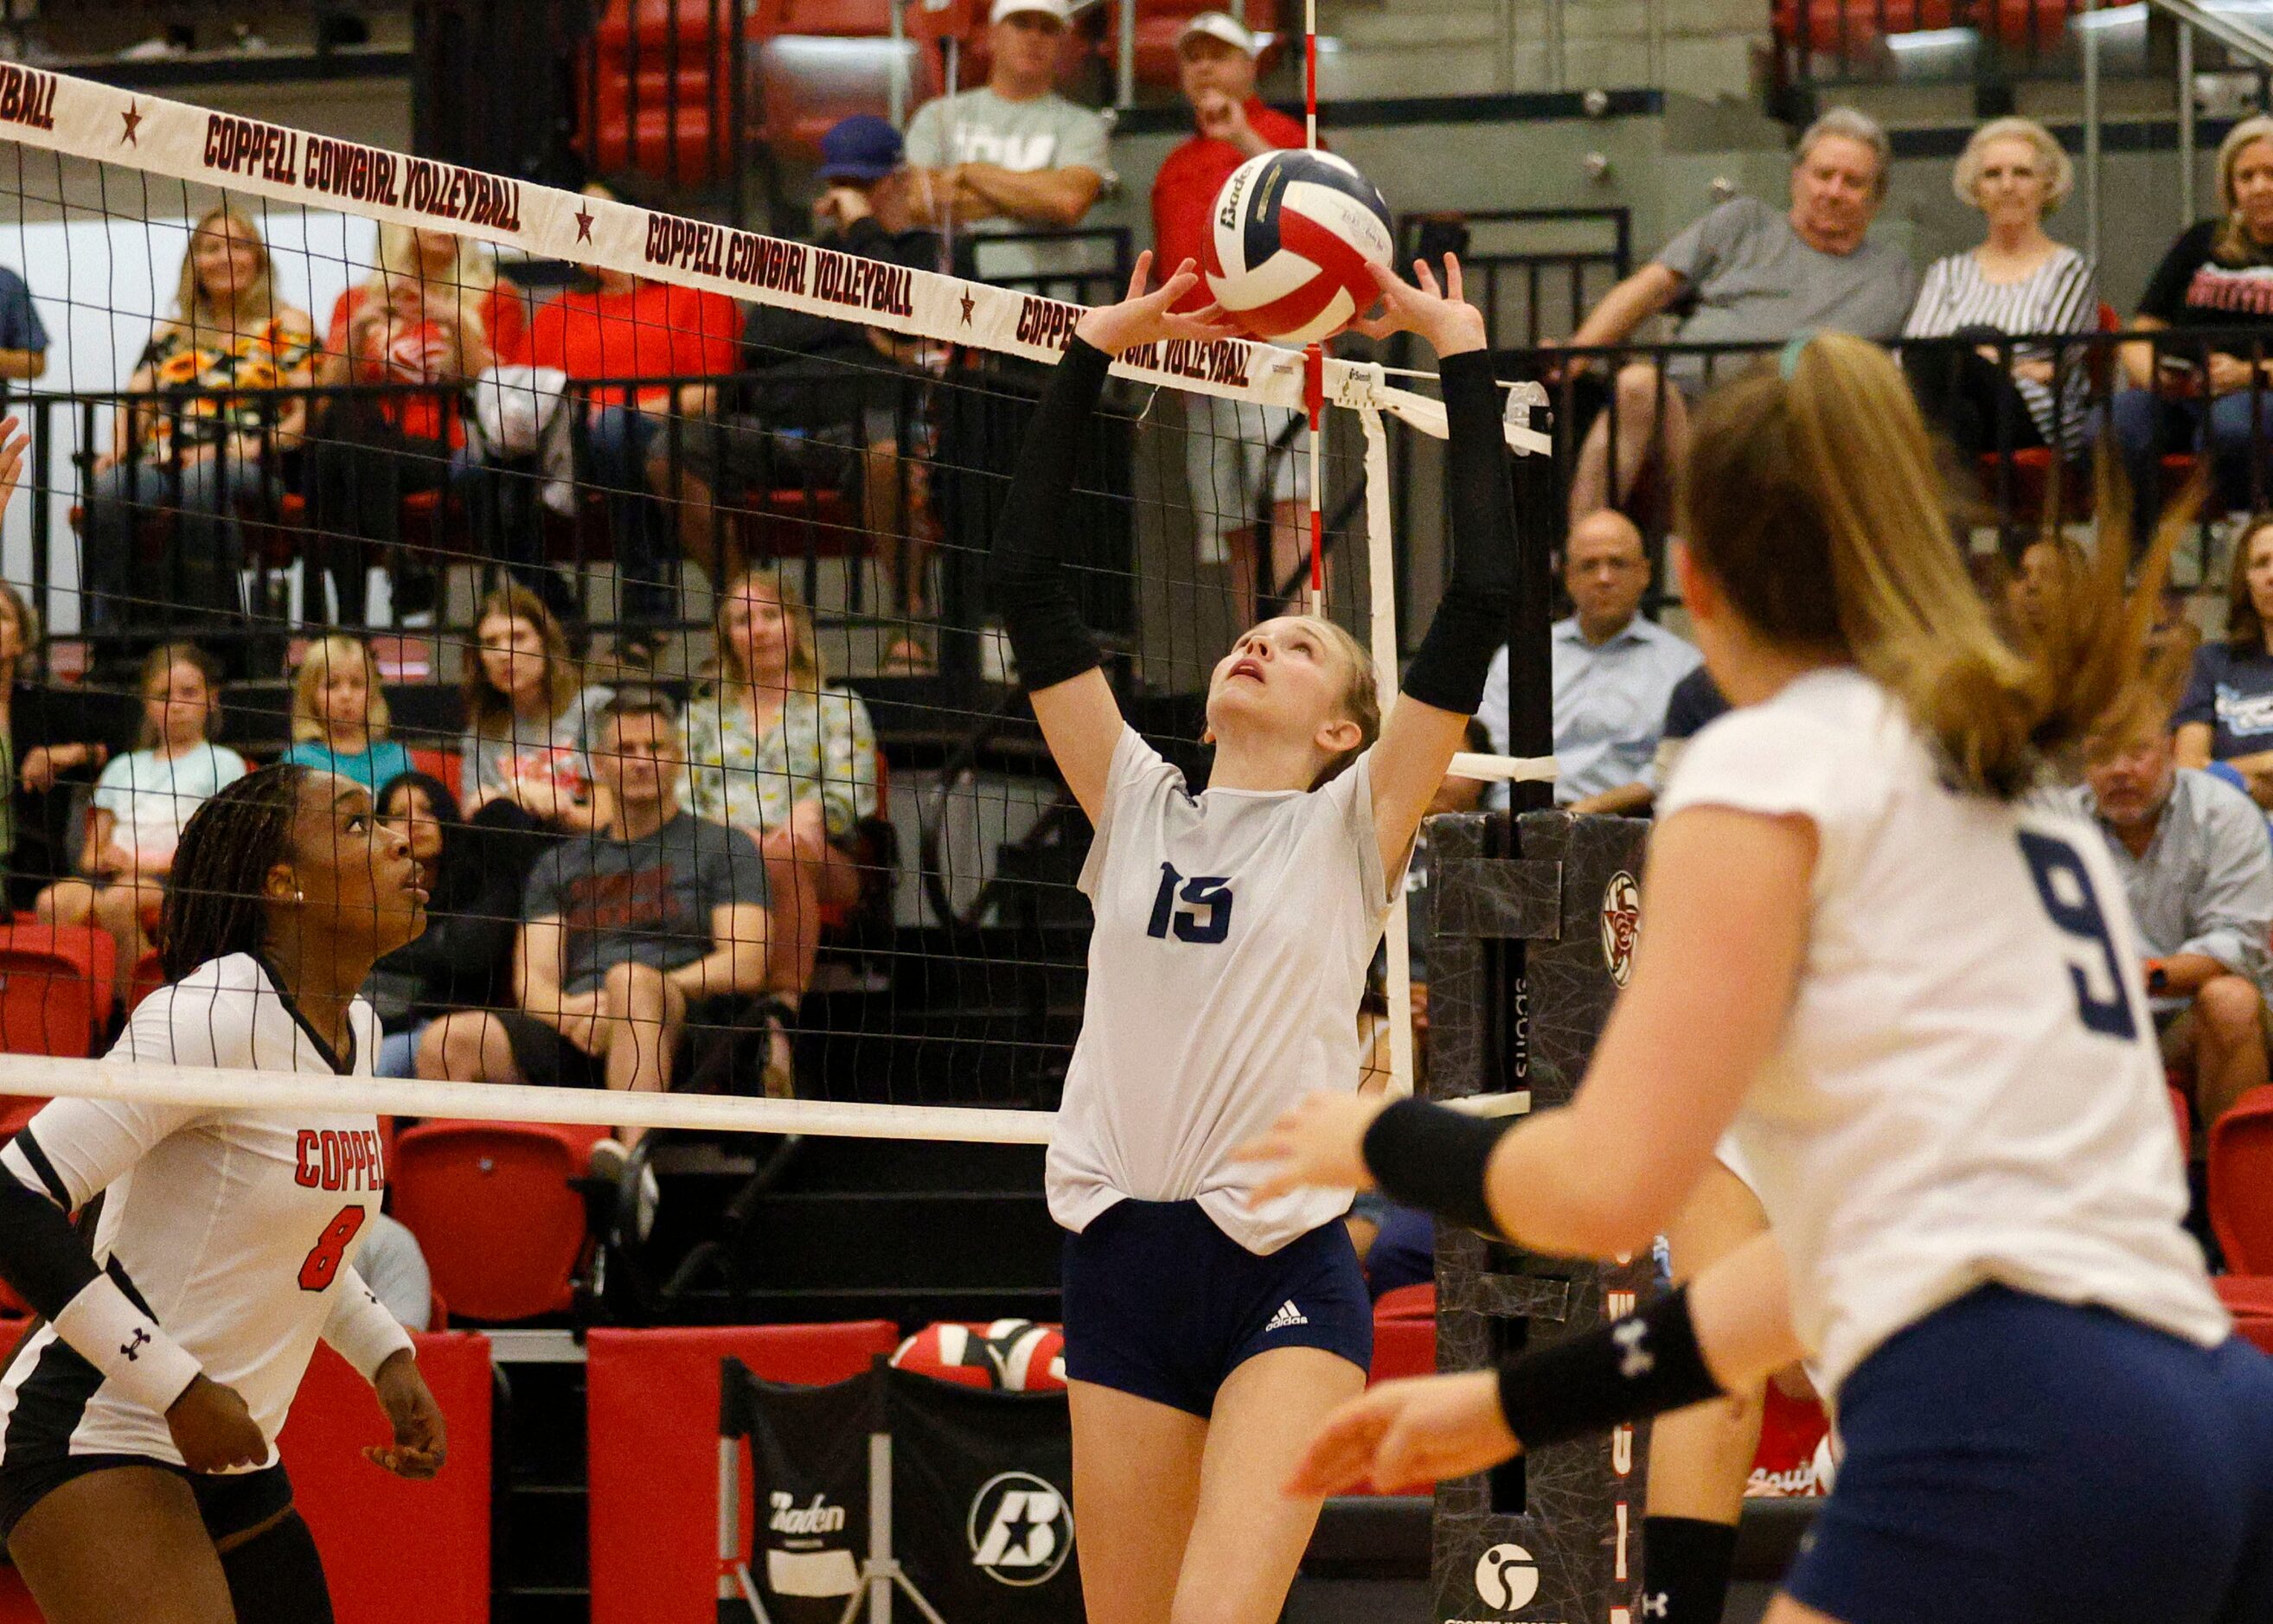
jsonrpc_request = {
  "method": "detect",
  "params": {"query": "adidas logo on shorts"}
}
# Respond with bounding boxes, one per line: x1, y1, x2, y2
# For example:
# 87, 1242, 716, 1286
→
1265, 1300, 1309, 1333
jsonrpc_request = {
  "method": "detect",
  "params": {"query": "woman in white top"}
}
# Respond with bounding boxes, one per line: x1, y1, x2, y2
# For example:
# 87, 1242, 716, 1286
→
458, 584, 608, 834
1901, 117, 2099, 459
35, 644, 247, 1002
993, 254, 1513, 1624
1245, 332, 2272, 1624
0, 763, 444, 1624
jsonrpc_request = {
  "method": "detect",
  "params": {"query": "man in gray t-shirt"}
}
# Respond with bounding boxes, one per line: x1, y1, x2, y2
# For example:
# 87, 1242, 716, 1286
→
903, 0, 1111, 282
1559, 106, 1917, 522
423, 689, 772, 1114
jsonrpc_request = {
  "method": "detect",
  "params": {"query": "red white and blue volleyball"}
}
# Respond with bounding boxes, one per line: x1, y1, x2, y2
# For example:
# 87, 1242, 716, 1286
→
1204, 149, 1395, 346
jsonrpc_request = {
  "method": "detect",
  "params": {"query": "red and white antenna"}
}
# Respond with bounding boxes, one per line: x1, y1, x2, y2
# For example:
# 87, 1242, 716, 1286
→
1302, 0, 1324, 616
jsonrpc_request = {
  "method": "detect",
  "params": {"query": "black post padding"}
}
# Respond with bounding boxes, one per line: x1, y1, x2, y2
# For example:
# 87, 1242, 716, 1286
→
1503, 372, 1556, 813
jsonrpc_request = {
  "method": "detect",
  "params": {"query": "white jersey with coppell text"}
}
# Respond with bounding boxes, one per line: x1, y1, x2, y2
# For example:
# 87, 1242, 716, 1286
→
1047, 726, 1399, 1255
1662, 668, 2229, 1399
0, 954, 410, 1471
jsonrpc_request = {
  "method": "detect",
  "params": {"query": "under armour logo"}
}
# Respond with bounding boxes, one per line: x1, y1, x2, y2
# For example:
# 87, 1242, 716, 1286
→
119, 1327, 150, 1363
1611, 1319, 1654, 1380
1642, 1592, 1668, 1618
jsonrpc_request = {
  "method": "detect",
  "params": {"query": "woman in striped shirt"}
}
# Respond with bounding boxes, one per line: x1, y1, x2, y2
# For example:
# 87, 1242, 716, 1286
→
1902, 117, 2098, 459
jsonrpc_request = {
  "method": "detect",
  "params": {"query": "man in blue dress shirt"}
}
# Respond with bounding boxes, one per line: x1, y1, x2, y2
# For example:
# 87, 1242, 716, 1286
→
1479, 508, 1701, 815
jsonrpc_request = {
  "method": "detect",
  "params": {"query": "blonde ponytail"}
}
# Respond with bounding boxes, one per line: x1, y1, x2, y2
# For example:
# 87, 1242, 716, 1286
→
1679, 332, 2182, 798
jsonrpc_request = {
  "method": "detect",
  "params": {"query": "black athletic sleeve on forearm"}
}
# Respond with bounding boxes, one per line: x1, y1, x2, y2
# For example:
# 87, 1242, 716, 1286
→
0, 1132, 100, 1318
1401, 348, 1516, 716
989, 336, 1111, 694
1495, 1285, 1726, 1449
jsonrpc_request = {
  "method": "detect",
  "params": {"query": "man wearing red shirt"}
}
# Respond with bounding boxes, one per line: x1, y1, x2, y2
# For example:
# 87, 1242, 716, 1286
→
520, 190, 742, 652
1150, 11, 1309, 623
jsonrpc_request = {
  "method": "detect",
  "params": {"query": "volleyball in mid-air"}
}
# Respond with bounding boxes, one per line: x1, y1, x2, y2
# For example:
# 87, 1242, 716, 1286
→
1204, 149, 1395, 346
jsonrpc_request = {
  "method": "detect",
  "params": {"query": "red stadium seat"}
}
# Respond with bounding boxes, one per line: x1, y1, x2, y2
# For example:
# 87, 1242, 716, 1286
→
586, 1323, 900, 1624
126, 949, 164, 1015
1367, 1315, 1434, 1385
2210, 1086, 2273, 1275
388, 1122, 611, 1322
0, 924, 117, 1057
275, 1333, 493, 1624
1373, 1282, 1434, 1320
406, 746, 463, 803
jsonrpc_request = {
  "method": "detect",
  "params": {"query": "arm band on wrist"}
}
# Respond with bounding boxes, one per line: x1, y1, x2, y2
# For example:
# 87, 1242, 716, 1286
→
1361, 1097, 1514, 1237
1399, 349, 1515, 717
1496, 1285, 1724, 1450
990, 337, 1111, 694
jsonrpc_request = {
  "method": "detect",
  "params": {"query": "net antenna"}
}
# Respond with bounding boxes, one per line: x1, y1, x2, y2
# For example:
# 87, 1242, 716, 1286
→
1303, 0, 1324, 617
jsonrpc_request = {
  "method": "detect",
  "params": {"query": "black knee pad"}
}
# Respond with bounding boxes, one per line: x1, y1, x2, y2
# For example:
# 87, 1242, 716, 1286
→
219, 1509, 335, 1624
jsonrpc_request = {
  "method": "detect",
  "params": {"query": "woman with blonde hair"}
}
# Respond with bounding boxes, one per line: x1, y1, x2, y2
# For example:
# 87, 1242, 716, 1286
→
82, 206, 315, 648
458, 584, 610, 833
685, 566, 878, 1004
2113, 113, 2273, 531
281, 635, 413, 793
1243, 332, 2272, 1624
1902, 116, 2097, 459
308, 227, 525, 625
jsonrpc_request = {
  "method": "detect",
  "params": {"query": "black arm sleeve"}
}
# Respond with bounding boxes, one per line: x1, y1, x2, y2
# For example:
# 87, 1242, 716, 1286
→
1400, 349, 1517, 716
989, 336, 1110, 694
0, 1130, 101, 1320
1496, 1285, 1725, 1448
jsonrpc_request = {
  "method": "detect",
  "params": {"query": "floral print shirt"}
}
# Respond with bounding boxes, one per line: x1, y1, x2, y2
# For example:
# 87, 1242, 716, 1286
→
133, 316, 317, 451
684, 683, 878, 843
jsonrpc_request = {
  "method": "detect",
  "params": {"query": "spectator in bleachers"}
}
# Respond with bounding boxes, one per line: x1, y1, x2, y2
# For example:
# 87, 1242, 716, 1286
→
903, 0, 1111, 282
2176, 513, 2273, 809
0, 576, 110, 906
35, 643, 246, 999
1901, 118, 2097, 462
2079, 686, 2273, 1128
1556, 108, 1914, 524
1477, 509, 1701, 814
369, 770, 539, 1078
283, 634, 414, 794
1152, 11, 1310, 622
685, 566, 878, 1008
418, 689, 771, 1133
308, 227, 521, 625
0, 259, 47, 383
82, 206, 317, 644
460, 584, 611, 834
675, 117, 943, 655
520, 186, 742, 658
2115, 116, 2273, 534
1650, 662, 1729, 792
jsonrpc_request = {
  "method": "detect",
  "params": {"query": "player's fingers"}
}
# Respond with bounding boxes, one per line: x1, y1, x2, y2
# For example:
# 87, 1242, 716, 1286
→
1284, 1404, 1388, 1497
1124, 249, 1154, 302
1442, 254, 1465, 304
1411, 258, 1442, 297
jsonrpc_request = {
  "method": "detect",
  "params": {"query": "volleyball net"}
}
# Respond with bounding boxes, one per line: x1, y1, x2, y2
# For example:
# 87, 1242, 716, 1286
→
0, 62, 1552, 1140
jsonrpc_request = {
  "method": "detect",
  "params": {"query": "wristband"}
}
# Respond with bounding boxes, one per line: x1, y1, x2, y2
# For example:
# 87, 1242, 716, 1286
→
1361, 1097, 1514, 1237
54, 1271, 202, 1417
1496, 1285, 1723, 1449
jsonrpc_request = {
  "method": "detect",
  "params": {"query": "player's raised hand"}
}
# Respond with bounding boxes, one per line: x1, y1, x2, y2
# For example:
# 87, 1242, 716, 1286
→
367, 1348, 447, 1480
167, 1373, 269, 1474
1285, 1371, 1519, 1498
1072, 252, 1242, 357
1352, 256, 1488, 358
0, 417, 29, 515
1232, 1088, 1388, 1205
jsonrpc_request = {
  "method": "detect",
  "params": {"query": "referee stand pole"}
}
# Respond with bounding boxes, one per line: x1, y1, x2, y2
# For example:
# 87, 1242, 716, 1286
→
1425, 374, 1657, 1624
716, 1429, 947, 1624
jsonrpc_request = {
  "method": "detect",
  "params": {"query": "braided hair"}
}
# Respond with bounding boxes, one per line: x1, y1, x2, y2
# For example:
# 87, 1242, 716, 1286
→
158, 764, 314, 983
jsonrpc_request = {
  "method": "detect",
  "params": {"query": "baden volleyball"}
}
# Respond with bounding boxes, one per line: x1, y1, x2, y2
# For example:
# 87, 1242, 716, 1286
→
1204, 149, 1396, 346
890, 1322, 1002, 1389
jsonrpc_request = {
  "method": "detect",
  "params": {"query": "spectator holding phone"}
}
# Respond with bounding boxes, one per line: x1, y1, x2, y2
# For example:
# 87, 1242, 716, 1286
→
2113, 116, 2273, 534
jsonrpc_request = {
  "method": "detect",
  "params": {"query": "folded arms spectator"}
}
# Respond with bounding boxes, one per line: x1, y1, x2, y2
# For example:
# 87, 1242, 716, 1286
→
1900, 117, 2097, 462
1559, 108, 1915, 524
2080, 688, 2273, 1128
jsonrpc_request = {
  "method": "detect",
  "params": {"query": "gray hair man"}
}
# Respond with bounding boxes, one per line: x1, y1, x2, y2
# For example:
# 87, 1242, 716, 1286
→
1559, 107, 1917, 522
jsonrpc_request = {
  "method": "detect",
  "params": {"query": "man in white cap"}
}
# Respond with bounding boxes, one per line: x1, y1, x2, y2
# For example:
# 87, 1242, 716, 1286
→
1152, 11, 1309, 622
904, 0, 1111, 280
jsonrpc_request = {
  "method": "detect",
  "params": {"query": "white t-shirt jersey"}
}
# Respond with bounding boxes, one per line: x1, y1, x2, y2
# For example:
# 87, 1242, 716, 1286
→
1662, 668, 2228, 1399
0, 954, 409, 1470
92, 744, 249, 866
1048, 727, 1397, 1255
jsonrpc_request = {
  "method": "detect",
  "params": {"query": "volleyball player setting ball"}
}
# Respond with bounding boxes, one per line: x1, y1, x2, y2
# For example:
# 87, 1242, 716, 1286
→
1240, 333, 2273, 1623
992, 250, 1512, 1624
0, 660, 444, 1621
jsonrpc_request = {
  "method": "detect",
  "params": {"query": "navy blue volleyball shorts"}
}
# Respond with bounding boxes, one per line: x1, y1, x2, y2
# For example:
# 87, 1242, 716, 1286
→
1060, 1199, 1373, 1417
1787, 1284, 2273, 1624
